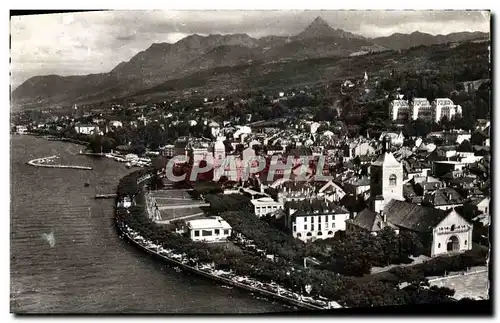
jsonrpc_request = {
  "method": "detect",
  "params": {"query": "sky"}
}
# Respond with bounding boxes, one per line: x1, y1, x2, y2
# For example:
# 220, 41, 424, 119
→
10, 10, 490, 89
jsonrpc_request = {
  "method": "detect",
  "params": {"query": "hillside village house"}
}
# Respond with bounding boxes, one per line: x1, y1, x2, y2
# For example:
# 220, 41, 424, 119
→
187, 217, 232, 243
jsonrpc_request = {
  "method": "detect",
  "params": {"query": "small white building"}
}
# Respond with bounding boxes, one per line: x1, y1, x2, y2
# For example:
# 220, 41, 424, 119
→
74, 124, 100, 135
109, 120, 123, 128
187, 217, 232, 243
125, 154, 139, 161
117, 196, 133, 208
250, 197, 284, 218
15, 125, 28, 134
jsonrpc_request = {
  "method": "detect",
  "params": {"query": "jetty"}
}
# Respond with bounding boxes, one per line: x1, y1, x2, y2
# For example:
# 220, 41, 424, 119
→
27, 155, 93, 170
95, 194, 117, 199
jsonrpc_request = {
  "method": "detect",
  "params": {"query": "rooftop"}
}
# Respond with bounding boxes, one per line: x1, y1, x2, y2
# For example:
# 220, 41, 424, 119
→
187, 218, 232, 230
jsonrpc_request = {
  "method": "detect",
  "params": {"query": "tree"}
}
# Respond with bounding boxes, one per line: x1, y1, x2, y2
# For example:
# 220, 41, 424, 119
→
379, 227, 401, 265
130, 144, 146, 156
399, 230, 424, 258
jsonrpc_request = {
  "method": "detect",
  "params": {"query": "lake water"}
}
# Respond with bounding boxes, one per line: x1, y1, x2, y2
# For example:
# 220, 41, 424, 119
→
10, 135, 291, 313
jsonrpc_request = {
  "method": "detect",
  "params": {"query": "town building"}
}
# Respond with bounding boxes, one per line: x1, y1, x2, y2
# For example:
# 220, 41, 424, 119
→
422, 187, 465, 211
410, 98, 433, 121
379, 132, 404, 147
370, 136, 404, 213
389, 99, 410, 121
250, 197, 284, 218
160, 144, 175, 158
285, 199, 350, 242
431, 98, 462, 123
347, 200, 473, 257
186, 217, 232, 243
74, 124, 100, 135
317, 180, 346, 202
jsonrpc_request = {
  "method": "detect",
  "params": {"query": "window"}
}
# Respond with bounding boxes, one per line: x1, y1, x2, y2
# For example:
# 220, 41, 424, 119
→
214, 229, 220, 235
293, 225, 296, 232
202, 230, 212, 237
306, 232, 312, 237
331, 222, 336, 228
223, 229, 229, 235
389, 174, 397, 186
450, 224, 456, 231
297, 233, 302, 238
317, 231, 323, 236
485, 207, 488, 213
318, 224, 322, 231
328, 231, 333, 236
311, 217, 315, 223
194, 230, 200, 237
438, 243, 441, 248
304, 224, 308, 230
319, 216, 322, 222
465, 240, 467, 246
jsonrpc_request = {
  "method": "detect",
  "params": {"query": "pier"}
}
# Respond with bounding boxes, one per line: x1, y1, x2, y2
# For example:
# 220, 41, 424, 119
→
27, 155, 93, 170
95, 194, 118, 199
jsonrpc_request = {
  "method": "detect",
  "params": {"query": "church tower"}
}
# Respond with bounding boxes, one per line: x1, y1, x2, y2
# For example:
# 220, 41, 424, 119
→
370, 136, 404, 213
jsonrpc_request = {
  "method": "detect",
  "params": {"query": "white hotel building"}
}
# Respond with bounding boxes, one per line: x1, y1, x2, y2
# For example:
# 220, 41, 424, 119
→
431, 98, 462, 123
389, 98, 462, 123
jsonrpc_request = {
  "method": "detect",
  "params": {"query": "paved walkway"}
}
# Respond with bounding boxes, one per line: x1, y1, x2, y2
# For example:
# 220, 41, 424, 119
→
429, 269, 489, 300
371, 255, 431, 274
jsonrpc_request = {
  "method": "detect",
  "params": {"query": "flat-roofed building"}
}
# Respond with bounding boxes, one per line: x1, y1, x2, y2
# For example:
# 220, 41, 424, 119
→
187, 217, 232, 243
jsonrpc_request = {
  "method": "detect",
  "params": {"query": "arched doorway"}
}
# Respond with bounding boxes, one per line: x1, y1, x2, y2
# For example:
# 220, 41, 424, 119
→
446, 236, 460, 252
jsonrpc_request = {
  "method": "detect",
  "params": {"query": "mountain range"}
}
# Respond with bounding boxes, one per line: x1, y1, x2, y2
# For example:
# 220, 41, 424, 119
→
12, 16, 489, 108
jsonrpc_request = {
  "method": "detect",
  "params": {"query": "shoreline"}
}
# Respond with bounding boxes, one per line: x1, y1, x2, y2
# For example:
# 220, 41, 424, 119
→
115, 219, 326, 311
27, 155, 93, 170
114, 171, 341, 311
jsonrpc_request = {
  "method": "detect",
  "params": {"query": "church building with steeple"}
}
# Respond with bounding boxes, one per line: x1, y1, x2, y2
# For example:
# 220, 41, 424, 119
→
370, 135, 404, 213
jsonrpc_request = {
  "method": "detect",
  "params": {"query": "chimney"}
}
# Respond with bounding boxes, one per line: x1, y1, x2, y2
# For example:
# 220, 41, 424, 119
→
381, 211, 387, 223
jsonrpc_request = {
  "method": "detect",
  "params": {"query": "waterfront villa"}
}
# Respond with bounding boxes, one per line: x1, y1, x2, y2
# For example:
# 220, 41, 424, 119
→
186, 217, 232, 243
285, 199, 350, 242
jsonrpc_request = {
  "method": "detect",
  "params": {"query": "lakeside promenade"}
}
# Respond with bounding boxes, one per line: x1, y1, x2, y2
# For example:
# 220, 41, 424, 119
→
116, 173, 341, 311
